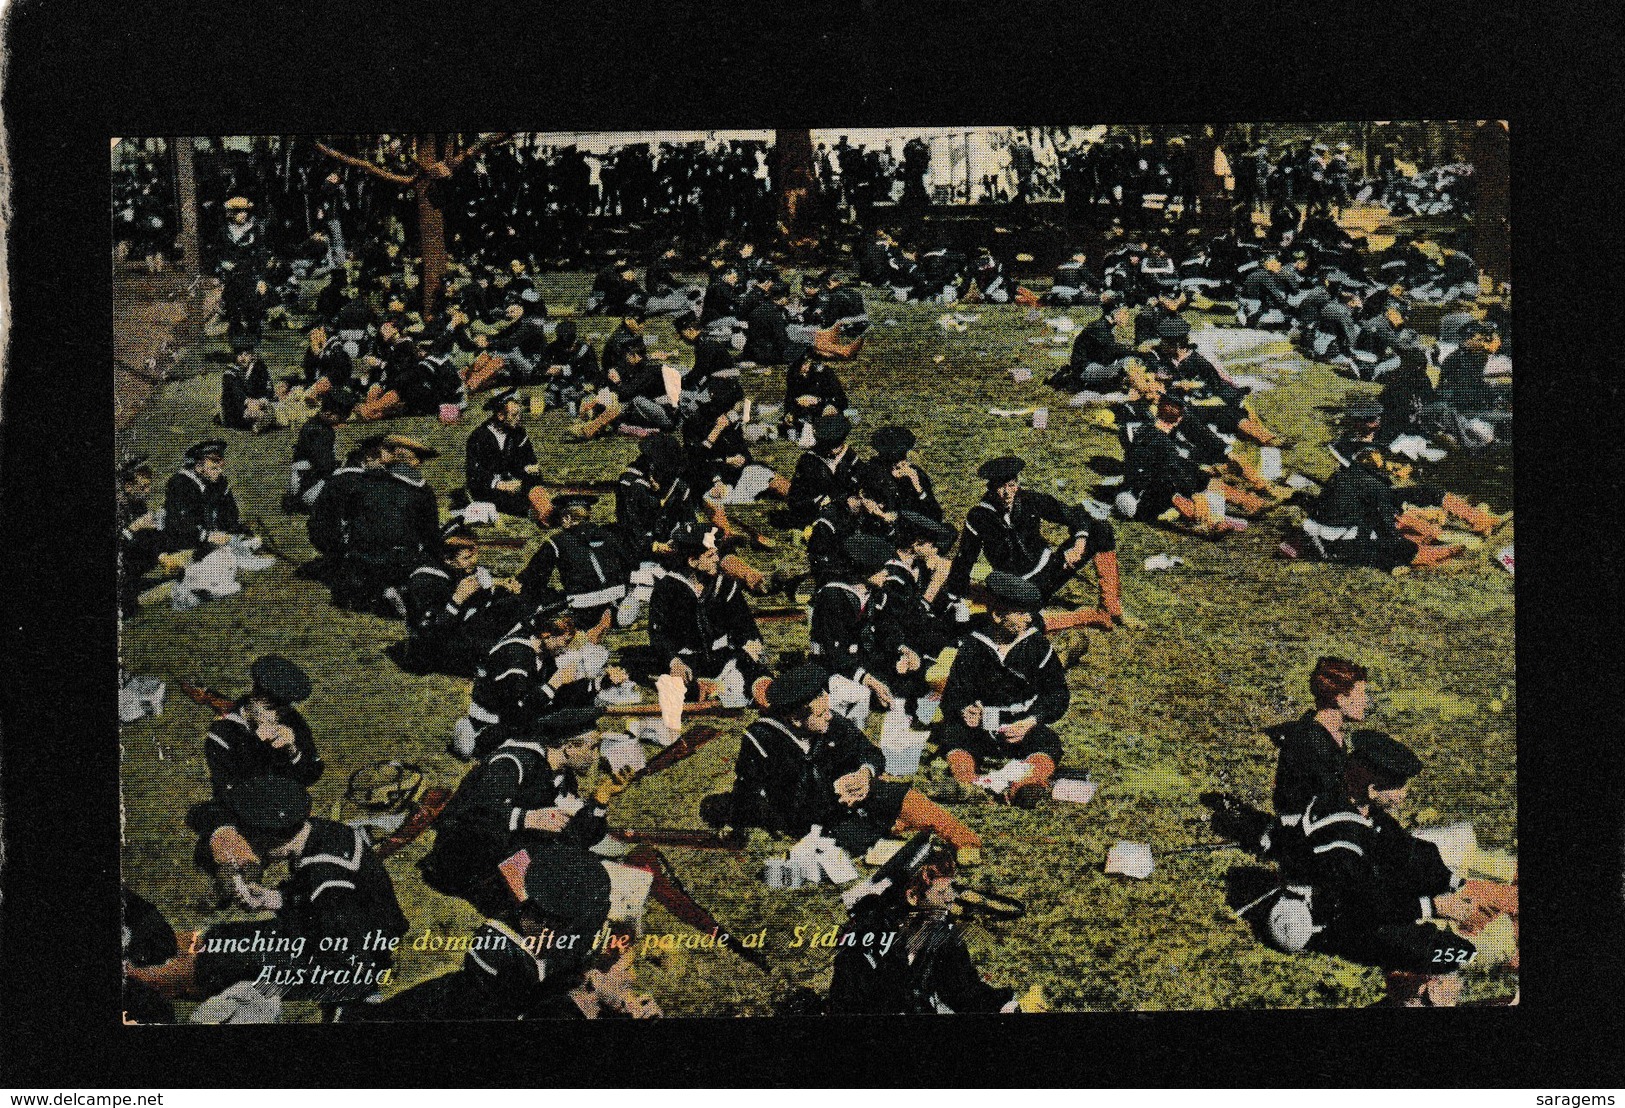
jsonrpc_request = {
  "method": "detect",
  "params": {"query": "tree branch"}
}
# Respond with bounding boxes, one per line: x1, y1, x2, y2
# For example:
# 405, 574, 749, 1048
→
443, 132, 513, 173
314, 142, 415, 186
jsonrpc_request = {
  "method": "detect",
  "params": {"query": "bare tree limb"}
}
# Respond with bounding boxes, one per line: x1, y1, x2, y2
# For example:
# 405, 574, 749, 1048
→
443, 132, 513, 173
314, 142, 415, 186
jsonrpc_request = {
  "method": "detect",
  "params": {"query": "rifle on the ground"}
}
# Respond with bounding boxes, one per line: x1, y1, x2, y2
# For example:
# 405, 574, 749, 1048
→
376, 787, 455, 859
632, 723, 727, 781
609, 826, 749, 852
621, 844, 769, 971
601, 701, 747, 719
179, 682, 236, 715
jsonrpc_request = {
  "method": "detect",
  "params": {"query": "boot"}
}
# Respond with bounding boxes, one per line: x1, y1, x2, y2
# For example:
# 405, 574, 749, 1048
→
1412, 542, 1465, 568
1043, 606, 1114, 632
571, 399, 621, 441
1442, 493, 1508, 536
894, 787, 982, 852
764, 474, 793, 498
527, 486, 555, 527
1397, 510, 1445, 544
1007, 753, 1056, 808
1237, 414, 1281, 447
1218, 483, 1270, 517
1092, 549, 1123, 621
946, 749, 979, 784
719, 554, 766, 592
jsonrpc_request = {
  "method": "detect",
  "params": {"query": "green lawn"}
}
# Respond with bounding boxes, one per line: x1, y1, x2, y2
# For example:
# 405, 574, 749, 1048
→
118, 266, 1516, 1018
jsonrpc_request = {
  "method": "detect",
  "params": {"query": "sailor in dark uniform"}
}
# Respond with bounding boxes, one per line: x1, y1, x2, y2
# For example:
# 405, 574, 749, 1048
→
1237, 255, 1296, 327
1132, 288, 1188, 348
1301, 444, 1463, 571
465, 388, 554, 524
1269, 732, 1484, 975
305, 434, 387, 579
1120, 397, 1264, 532
857, 425, 942, 522
401, 524, 525, 677
1156, 317, 1284, 447
946, 455, 1122, 628
743, 284, 795, 365
161, 440, 250, 557
641, 523, 766, 696
346, 843, 618, 1021
730, 665, 980, 859
121, 886, 179, 1024
872, 511, 960, 698
1265, 657, 1370, 830
601, 308, 651, 383
215, 195, 266, 277
539, 319, 598, 411
614, 434, 703, 564
220, 343, 277, 433
938, 572, 1069, 808
830, 839, 1018, 1015
809, 533, 899, 723
805, 476, 893, 589
786, 413, 861, 527
285, 388, 355, 513
118, 454, 170, 613
518, 495, 635, 644
130, 776, 408, 1017
781, 345, 850, 440
673, 311, 738, 396
333, 435, 441, 614
421, 709, 626, 916
458, 596, 617, 761
1052, 295, 1133, 391
202, 655, 325, 800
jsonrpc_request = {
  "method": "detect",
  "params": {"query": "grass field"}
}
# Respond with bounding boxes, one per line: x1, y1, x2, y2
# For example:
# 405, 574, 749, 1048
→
117, 263, 1516, 1018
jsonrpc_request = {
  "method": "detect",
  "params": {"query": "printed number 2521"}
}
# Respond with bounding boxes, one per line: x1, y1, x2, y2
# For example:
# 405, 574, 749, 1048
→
1433, 948, 1477, 964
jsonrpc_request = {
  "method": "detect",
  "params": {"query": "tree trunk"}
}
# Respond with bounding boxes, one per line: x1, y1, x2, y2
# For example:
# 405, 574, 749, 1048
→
1193, 124, 1229, 232
417, 180, 448, 321
173, 136, 201, 276
773, 128, 816, 240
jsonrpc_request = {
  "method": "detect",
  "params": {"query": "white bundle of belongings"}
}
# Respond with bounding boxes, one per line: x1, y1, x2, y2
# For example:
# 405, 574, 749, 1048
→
118, 674, 167, 722
1387, 434, 1448, 463
971, 759, 1034, 796
1142, 554, 1185, 572
1051, 777, 1096, 805
1045, 316, 1077, 334
459, 501, 500, 525
787, 826, 862, 886
173, 541, 274, 609
719, 464, 777, 505
1104, 841, 1155, 879
602, 861, 656, 926
600, 732, 647, 775
190, 980, 283, 1024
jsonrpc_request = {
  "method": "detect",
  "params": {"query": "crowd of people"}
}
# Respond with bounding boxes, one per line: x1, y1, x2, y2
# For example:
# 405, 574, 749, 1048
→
118, 132, 1516, 1023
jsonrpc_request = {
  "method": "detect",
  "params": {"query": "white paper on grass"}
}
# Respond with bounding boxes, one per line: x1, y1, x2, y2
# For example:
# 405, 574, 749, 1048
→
1104, 841, 1155, 879
182, 548, 242, 597
816, 844, 862, 885
602, 861, 655, 923
461, 501, 499, 524
1285, 473, 1316, 490
1051, 778, 1097, 804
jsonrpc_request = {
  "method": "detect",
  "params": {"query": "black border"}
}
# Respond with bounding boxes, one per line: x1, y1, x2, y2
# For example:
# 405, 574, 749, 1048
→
3, 0, 1622, 1088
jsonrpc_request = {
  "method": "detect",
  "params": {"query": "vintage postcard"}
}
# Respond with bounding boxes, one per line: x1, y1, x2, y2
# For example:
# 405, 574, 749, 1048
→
113, 123, 1517, 1024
